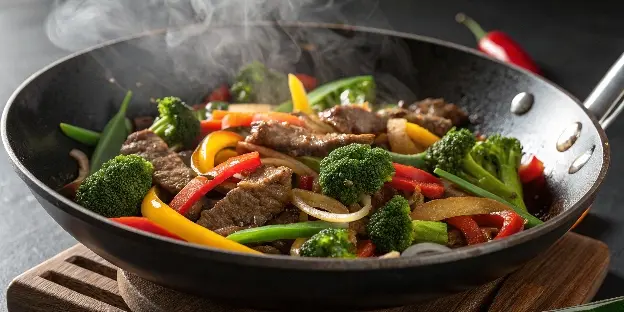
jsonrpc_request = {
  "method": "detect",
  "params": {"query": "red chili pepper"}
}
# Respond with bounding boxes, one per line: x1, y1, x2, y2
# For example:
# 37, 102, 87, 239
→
294, 74, 318, 91
456, 13, 540, 74
519, 155, 545, 183
472, 210, 524, 239
206, 84, 231, 103
389, 176, 445, 199
445, 215, 487, 245
111, 217, 186, 241
170, 152, 261, 214
356, 240, 376, 257
298, 175, 314, 191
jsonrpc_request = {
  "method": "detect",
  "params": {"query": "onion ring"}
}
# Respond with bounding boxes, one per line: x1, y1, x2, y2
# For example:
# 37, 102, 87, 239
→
292, 189, 349, 214
292, 192, 372, 223
237, 142, 317, 177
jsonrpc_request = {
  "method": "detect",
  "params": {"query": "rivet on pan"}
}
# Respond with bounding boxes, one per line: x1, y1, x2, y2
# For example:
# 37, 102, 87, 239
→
556, 122, 582, 152
510, 92, 534, 115
569, 145, 595, 174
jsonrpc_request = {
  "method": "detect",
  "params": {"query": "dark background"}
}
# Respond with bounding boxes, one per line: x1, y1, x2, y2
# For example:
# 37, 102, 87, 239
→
1, 0, 623, 310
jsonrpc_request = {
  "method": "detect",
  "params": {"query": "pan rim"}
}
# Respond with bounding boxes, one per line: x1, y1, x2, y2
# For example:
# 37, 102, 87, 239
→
1, 21, 611, 271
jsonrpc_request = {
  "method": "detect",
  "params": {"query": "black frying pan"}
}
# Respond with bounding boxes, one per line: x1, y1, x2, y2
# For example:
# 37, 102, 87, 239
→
2, 22, 624, 310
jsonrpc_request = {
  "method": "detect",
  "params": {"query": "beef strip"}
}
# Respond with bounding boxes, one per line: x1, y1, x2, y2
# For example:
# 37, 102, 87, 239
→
410, 98, 469, 126
120, 130, 209, 221
252, 245, 283, 254
377, 107, 453, 137
245, 120, 375, 157
447, 229, 466, 248
196, 165, 293, 230
267, 207, 300, 225
178, 150, 193, 167
318, 105, 386, 134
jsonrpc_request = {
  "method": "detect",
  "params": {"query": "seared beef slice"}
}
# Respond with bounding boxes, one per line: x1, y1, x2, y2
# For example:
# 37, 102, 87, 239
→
197, 166, 293, 230
245, 120, 375, 157
318, 105, 386, 134
120, 130, 206, 220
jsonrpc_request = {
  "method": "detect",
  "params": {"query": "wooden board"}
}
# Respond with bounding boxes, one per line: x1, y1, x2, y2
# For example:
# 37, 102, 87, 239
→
6, 232, 610, 312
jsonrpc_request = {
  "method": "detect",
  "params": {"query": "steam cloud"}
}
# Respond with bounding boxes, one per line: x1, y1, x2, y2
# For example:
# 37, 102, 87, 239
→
45, 0, 417, 104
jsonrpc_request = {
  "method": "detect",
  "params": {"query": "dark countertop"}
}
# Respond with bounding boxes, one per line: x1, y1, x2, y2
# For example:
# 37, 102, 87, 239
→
1, 0, 623, 310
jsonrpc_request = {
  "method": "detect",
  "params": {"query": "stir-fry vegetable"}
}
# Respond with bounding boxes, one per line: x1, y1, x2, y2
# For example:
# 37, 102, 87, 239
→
59, 123, 101, 146
141, 187, 261, 254
446, 215, 486, 245
472, 211, 524, 239
226, 221, 348, 244
90, 90, 133, 173
297, 156, 321, 173
276, 75, 376, 112
387, 118, 423, 154
230, 61, 289, 104
410, 197, 511, 222
111, 217, 185, 241
76, 155, 153, 218
299, 228, 356, 258
519, 155, 545, 183
171, 152, 261, 215
405, 122, 440, 147
59, 149, 90, 198
206, 85, 231, 103
288, 74, 313, 114
149, 97, 200, 149
433, 168, 543, 228
367, 195, 414, 253
252, 112, 305, 127
292, 189, 371, 223
412, 220, 448, 245
238, 142, 318, 177
391, 163, 445, 199
319, 143, 394, 205
191, 130, 244, 174
356, 240, 376, 257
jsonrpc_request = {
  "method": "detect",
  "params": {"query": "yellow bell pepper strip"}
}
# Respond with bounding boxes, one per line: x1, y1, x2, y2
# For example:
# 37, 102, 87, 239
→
288, 73, 313, 114
405, 122, 440, 147
141, 187, 261, 254
214, 148, 238, 165
171, 152, 262, 215
191, 130, 243, 174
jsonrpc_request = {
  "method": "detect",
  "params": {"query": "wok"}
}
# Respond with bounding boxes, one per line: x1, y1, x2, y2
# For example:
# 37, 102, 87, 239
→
3, 22, 624, 310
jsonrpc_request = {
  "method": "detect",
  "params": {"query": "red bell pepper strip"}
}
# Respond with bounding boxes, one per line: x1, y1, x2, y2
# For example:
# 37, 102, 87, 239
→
206, 84, 231, 103
252, 112, 305, 127
445, 215, 487, 245
200, 119, 222, 134
170, 152, 261, 215
111, 217, 186, 241
456, 13, 540, 75
294, 74, 318, 91
471, 210, 524, 239
393, 163, 442, 184
298, 175, 314, 191
356, 240, 376, 258
389, 176, 445, 199
519, 155, 545, 183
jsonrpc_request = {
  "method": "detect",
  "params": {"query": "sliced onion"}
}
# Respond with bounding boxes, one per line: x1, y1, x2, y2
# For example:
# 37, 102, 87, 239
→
261, 158, 310, 176
411, 197, 512, 221
59, 149, 90, 198
292, 189, 349, 214
237, 142, 317, 177
290, 238, 308, 256
379, 251, 401, 259
402, 243, 452, 257
301, 113, 335, 134
292, 193, 372, 223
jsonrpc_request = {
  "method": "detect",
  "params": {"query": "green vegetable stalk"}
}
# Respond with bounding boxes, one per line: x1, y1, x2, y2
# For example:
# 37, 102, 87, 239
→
412, 220, 448, 245
275, 75, 376, 112
59, 123, 101, 146
226, 221, 347, 244
434, 168, 543, 228
89, 90, 133, 174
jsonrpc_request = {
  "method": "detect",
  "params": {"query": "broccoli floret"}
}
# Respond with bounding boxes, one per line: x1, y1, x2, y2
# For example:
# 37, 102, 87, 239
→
319, 143, 395, 205
149, 97, 200, 149
76, 155, 153, 218
367, 195, 414, 253
229, 61, 289, 104
388, 128, 526, 211
470, 135, 526, 211
299, 228, 356, 258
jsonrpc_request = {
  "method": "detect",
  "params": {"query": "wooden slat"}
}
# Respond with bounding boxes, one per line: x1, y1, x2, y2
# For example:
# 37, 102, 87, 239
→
6, 232, 610, 312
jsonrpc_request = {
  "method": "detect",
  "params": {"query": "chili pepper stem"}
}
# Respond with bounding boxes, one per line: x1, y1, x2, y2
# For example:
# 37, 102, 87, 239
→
455, 13, 487, 41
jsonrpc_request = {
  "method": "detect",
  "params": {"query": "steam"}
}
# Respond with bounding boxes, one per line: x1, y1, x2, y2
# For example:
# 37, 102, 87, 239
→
46, 0, 417, 104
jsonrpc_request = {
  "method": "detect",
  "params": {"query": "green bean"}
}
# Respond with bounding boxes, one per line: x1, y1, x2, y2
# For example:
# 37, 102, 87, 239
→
433, 168, 543, 228
90, 91, 133, 174
59, 123, 101, 146
226, 221, 347, 244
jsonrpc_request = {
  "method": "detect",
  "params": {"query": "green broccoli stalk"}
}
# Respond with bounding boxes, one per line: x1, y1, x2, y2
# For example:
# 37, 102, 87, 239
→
300, 228, 356, 258
367, 196, 414, 253
229, 61, 289, 104
76, 155, 153, 218
388, 128, 526, 211
149, 97, 200, 149
319, 143, 395, 205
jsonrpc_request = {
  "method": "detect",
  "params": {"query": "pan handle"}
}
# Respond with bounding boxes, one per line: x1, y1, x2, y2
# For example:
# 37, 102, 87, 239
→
583, 52, 624, 129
